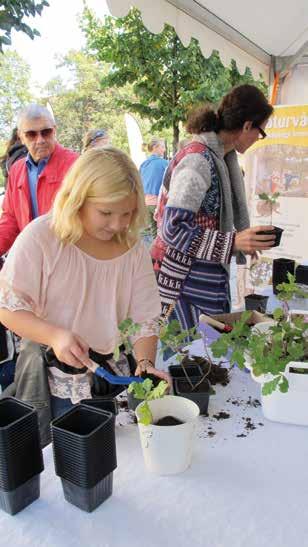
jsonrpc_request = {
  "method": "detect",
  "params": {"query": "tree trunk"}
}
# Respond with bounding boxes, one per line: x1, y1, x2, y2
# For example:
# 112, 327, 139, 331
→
172, 122, 179, 156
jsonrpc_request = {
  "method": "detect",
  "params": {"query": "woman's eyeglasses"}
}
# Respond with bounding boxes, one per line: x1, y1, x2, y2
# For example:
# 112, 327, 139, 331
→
23, 128, 54, 140
256, 126, 267, 140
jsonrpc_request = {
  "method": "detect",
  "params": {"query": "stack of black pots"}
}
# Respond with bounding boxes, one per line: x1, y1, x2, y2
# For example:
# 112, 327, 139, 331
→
0, 397, 44, 515
80, 397, 118, 416
272, 258, 295, 294
51, 404, 117, 512
295, 265, 308, 286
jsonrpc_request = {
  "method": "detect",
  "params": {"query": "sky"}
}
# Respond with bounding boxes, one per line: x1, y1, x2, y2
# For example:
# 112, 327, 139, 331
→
7, 0, 110, 94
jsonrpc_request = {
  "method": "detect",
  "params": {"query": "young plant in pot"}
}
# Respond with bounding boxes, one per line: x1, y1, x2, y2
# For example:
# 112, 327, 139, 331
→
159, 319, 215, 415
244, 260, 269, 313
129, 378, 200, 475
113, 318, 163, 411
257, 192, 283, 246
210, 276, 308, 425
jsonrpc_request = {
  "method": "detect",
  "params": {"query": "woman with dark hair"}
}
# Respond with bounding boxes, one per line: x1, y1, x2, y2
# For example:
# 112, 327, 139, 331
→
151, 84, 275, 331
0, 127, 27, 188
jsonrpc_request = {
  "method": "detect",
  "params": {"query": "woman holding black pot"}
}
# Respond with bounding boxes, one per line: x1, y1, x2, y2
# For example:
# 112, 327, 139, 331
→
152, 84, 276, 329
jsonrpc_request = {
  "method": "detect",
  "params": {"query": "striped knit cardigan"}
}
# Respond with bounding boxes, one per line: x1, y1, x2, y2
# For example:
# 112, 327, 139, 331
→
151, 132, 250, 320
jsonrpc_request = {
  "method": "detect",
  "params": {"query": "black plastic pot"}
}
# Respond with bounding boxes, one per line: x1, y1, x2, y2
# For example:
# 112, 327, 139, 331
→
61, 472, 113, 512
80, 398, 118, 415
174, 377, 210, 415
0, 398, 43, 492
295, 265, 308, 286
51, 405, 117, 490
256, 226, 284, 247
168, 364, 203, 380
245, 294, 269, 313
272, 258, 295, 294
0, 475, 40, 516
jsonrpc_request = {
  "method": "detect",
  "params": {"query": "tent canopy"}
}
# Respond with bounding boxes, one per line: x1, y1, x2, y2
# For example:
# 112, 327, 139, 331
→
107, 0, 308, 82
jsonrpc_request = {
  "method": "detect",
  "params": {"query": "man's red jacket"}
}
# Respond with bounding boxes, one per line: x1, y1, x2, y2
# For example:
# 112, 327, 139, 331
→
0, 143, 78, 256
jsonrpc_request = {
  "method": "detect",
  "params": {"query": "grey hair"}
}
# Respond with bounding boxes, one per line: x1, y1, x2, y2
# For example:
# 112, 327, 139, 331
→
17, 103, 55, 130
148, 137, 164, 152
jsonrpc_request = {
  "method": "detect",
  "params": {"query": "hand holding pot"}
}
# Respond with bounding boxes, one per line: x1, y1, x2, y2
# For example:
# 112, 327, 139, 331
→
135, 364, 172, 388
234, 226, 276, 255
49, 328, 90, 369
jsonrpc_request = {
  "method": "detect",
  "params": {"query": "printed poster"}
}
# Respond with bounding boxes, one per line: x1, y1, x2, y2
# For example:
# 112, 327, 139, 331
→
244, 104, 308, 289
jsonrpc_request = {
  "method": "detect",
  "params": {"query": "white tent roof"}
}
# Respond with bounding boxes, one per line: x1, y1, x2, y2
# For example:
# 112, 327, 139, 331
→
107, 0, 308, 82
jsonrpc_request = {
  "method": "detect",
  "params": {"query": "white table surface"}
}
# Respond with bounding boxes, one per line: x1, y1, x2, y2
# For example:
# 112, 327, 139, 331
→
1, 342, 308, 547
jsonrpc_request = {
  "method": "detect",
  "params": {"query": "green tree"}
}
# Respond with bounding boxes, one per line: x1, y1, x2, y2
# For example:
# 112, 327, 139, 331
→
43, 49, 152, 153
0, 0, 49, 51
82, 7, 267, 152
0, 49, 32, 139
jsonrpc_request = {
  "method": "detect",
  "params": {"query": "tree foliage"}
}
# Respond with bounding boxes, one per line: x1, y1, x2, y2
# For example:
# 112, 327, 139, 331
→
0, 49, 32, 139
0, 0, 49, 51
82, 7, 267, 151
43, 50, 157, 153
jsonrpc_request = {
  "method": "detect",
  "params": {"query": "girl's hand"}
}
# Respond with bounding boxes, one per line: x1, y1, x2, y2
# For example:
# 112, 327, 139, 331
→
234, 226, 276, 255
49, 328, 90, 369
135, 363, 172, 388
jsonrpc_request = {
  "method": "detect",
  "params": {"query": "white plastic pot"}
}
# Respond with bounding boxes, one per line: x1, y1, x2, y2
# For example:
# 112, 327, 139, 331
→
135, 395, 200, 475
245, 348, 308, 426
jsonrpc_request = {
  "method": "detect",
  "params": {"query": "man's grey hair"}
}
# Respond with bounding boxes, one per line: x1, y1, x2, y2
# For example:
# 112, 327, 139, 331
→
17, 103, 55, 130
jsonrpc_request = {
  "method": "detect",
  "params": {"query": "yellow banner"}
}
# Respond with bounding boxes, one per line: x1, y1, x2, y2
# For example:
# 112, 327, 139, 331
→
252, 104, 308, 149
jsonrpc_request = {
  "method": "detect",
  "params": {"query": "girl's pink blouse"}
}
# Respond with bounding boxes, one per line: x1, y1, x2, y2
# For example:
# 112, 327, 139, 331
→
0, 215, 161, 354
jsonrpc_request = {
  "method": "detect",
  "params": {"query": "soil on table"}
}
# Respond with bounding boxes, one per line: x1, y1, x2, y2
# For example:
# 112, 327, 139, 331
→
155, 416, 183, 426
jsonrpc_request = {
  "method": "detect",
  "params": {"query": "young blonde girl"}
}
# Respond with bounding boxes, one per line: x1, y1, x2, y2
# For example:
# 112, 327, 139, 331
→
0, 147, 168, 435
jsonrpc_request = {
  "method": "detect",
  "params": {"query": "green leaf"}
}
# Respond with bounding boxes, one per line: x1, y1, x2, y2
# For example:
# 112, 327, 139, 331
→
273, 308, 284, 321
138, 401, 153, 425
262, 376, 280, 395
279, 376, 289, 393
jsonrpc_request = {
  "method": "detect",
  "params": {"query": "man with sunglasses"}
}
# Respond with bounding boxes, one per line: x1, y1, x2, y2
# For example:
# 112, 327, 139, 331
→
0, 103, 79, 256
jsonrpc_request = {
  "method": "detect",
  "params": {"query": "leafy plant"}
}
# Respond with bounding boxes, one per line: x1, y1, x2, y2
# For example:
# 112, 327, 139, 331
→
276, 272, 308, 312
258, 192, 280, 224
113, 318, 141, 361
211, 279, 308, 396
128, 378, 169, 425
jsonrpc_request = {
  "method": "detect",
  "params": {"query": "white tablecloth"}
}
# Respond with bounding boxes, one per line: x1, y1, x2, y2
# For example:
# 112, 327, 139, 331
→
0, 347, 308, 547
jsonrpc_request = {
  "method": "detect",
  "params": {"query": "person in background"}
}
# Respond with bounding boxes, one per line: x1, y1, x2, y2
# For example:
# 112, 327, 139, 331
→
139, 138, 168, 241
0, 127, 27, 189
0, 104, 78, 392
0, 147, 169, 443
0, 103, 79, 257
82, 128, 110, 152
152, 84, 276, 334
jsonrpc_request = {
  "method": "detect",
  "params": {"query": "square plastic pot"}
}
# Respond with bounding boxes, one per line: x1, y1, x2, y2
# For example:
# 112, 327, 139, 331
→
256, 226, 284, 247
60, 472, 113, 512
168, 364, 203, 380
51, 405, 117, 487
245, 294, 269, 313
174, 377, 211, 415
80, 398, 118, 415
295, 265, 308, 286
272, 258, 295, 294
0, 398, 43, 490
0, 474, 40, 515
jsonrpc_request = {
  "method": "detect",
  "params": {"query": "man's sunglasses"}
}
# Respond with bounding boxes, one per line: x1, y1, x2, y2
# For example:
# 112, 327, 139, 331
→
23, 128, 54, 140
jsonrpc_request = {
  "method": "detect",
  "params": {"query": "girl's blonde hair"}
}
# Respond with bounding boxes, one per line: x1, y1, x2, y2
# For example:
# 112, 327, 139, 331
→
52, 146, 147, 246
